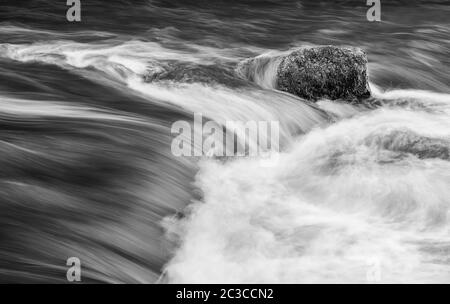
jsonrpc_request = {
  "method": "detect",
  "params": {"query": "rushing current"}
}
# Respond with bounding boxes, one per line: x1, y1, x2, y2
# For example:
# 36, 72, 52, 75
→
0, 0, 449, 283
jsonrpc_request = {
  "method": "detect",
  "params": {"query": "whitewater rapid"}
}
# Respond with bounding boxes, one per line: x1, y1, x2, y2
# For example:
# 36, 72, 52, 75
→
1, 35, 449, 283
164, 88, 450, 283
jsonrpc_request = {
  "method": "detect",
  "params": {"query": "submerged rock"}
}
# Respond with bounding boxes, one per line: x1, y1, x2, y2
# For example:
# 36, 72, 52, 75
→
276, 46, 371, 101
365, 130, 450, 161
143, 62, 246, 87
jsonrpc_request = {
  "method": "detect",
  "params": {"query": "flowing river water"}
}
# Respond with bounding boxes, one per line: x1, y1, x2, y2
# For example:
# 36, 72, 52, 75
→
0, 0, 449, 283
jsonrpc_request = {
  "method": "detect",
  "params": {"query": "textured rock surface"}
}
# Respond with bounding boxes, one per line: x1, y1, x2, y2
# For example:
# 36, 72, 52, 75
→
277, 46, 371, 101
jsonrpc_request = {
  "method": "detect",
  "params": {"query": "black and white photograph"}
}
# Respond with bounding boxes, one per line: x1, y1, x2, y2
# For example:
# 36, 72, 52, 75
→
0, 0, 449, 287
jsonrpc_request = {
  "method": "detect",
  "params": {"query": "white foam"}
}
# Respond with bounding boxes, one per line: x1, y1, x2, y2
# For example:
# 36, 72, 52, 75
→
163, 101, 450, 283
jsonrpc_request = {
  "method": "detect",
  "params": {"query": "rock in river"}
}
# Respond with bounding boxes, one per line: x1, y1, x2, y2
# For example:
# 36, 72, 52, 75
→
276, 46, 371, 101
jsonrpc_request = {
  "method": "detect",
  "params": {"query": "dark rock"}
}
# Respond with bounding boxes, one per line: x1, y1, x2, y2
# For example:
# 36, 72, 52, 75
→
276, 46, 371, 101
